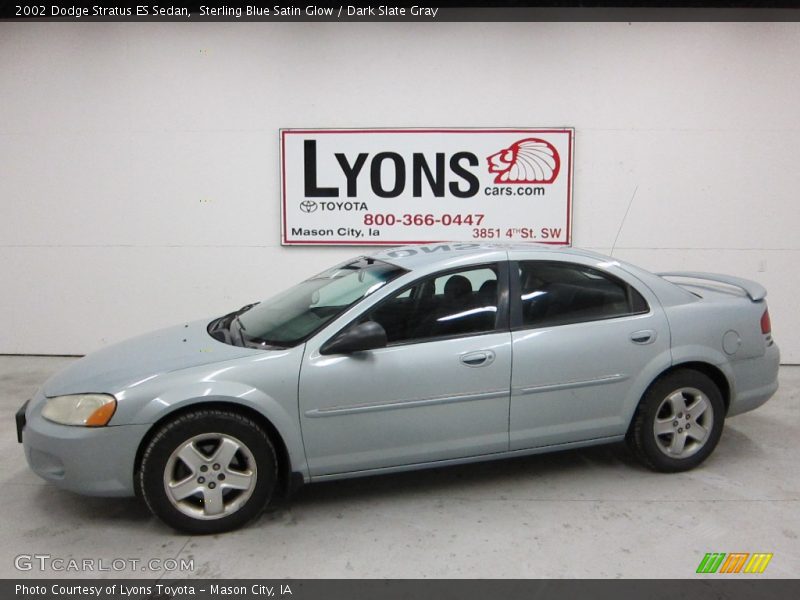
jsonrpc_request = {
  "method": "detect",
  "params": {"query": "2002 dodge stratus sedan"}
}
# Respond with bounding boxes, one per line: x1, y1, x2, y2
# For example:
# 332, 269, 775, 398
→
18, 243, 779, 533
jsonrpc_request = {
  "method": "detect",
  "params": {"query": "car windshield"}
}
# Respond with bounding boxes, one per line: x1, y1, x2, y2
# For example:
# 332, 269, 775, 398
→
223, 258, 406, 348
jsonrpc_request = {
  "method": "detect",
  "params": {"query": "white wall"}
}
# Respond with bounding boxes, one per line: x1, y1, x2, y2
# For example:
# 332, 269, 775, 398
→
1, 22, 799, 361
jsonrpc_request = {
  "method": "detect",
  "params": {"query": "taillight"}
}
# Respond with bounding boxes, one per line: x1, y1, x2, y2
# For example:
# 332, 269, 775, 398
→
760, 308, 772, 334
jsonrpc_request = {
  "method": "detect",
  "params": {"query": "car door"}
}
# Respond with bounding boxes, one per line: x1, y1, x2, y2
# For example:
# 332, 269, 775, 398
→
299, 262, 512, 477
507, 254, 671, 450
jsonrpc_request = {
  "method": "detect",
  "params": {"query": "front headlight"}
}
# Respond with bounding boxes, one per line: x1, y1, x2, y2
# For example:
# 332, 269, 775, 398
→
41, 394, 117, 427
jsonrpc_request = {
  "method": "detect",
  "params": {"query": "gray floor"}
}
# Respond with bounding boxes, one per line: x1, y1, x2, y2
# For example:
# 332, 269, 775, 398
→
0, 356, 797, 579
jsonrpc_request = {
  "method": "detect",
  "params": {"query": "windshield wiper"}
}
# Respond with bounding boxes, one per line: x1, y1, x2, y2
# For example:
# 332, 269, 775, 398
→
208, 302, 260, 339
220, 302, 259, 328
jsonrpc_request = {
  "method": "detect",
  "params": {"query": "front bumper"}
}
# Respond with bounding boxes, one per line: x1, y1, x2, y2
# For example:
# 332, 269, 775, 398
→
20, 394, 150, 497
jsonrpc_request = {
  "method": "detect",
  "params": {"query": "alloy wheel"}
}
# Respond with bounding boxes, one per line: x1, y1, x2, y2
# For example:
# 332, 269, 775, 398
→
653, 387, 714, 459
163, 433, 257, 520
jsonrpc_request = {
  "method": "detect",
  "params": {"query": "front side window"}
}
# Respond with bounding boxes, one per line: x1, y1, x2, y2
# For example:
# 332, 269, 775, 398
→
364, 265, 500, 344
221, 258, 407, 348
518, 261, 648, 328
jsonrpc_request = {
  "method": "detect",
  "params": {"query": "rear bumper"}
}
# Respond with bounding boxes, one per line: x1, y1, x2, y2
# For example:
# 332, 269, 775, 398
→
727, 342, 780, 417
21, 394, 148, 497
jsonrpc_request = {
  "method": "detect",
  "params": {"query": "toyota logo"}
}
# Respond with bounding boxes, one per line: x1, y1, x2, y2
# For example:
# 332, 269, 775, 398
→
300, 200, 318, 213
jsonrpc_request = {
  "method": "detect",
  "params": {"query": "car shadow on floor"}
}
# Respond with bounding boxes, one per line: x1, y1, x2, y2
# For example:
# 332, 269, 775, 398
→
273, 421, 761, 516
714, 421, 767, 460
276, 441, 643, 511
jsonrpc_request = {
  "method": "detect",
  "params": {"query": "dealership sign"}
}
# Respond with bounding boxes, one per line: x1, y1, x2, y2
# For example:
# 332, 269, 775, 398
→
280, 128, 573, 245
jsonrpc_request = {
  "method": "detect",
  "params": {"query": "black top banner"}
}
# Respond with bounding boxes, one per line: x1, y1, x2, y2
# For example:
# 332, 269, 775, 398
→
2, 0, 800, 21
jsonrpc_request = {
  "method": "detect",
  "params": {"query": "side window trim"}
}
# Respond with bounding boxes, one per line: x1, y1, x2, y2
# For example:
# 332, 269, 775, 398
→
508, 260, 523, 330
322, 261, 511, 349
509, 260, 650, 332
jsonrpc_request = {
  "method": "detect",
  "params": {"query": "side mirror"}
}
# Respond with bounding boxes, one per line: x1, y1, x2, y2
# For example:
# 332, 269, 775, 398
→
320, 321, 388, 355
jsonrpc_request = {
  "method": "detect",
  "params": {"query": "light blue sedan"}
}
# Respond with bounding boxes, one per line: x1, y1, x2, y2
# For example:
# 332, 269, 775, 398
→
18, 243, 780, 533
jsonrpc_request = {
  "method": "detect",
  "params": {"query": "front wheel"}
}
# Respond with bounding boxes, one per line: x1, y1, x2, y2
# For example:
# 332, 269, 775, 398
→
138, 409, 277, 534
628, 370, 725, 472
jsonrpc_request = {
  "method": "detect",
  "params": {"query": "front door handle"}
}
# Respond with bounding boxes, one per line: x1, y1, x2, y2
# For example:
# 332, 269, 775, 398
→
459, 350, 496, 367
630, 329, 656, 345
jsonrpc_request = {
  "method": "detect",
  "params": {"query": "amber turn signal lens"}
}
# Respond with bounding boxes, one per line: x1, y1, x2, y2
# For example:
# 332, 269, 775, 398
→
85, 401, 117, 426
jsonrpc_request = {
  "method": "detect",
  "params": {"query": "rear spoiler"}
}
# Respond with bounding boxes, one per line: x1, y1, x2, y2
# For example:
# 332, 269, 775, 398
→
657, 271, 767, 302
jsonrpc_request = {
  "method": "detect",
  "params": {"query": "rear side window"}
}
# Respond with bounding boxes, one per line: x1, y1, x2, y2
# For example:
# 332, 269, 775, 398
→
518, 261, 648, 328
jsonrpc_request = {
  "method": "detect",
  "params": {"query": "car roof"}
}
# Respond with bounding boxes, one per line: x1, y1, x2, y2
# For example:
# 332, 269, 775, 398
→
366, 242, 608, 270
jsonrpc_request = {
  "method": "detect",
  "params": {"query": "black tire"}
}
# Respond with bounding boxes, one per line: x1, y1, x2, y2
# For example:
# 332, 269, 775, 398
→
138, 409, 277, 534
627, 369, 725, 472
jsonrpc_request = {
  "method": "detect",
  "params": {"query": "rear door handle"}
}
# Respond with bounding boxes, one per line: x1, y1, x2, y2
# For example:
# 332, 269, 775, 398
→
460, 350, 495, 367
630, 329, 656, 345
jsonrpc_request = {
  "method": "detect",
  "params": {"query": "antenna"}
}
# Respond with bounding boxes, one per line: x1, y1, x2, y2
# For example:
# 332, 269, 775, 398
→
611, 185, 638, 257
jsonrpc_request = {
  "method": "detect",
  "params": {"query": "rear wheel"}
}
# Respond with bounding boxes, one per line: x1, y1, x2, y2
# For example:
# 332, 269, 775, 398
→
628, 370, 725, 472
138, 409, 277, 534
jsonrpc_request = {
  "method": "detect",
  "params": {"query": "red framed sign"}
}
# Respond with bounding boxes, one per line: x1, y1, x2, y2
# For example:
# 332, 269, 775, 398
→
280, 128, 574, 246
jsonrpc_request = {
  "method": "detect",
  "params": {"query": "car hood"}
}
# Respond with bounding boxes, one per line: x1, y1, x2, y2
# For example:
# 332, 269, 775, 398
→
42, 319, 259, 397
